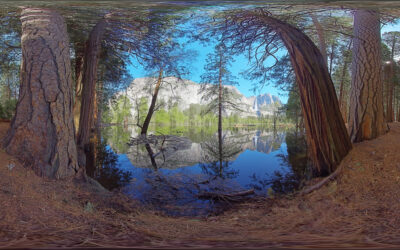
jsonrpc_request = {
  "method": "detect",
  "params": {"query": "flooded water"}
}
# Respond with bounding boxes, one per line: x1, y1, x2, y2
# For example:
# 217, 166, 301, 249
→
87, 125, 312, 216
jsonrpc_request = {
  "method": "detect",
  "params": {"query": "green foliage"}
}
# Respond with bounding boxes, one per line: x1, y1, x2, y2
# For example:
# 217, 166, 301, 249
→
200, 43, 242, 118
381, 43, 392, 62
154, 108, 169, 125
382, 31, 400, 59
0, 98, 17, 120
285, 88, 301, 123
135, 97, 148, 127
103, 95, 132, 124
0, 62, 19, 120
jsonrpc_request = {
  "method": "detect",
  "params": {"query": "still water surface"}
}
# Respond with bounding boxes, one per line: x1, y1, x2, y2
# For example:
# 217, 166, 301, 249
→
92, 125, 311, 216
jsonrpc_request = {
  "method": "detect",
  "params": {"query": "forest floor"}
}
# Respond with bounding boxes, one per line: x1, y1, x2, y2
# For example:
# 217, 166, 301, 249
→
1, 121, 400, 248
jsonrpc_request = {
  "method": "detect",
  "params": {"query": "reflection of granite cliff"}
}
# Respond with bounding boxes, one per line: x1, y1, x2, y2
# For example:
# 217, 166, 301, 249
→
126, 130, 285, 169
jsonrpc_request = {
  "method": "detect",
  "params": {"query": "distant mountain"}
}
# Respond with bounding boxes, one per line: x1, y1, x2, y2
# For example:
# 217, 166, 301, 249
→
123, 76, 282, 117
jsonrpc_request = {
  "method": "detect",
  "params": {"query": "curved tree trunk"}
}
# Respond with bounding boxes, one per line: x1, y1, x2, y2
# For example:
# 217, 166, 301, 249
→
311, 15, 327, 65
3, 8, 79, 179
141, 69, 163, 136
263, 15, 352, 175
77, 19, 107, 149
348, 10, 387, 142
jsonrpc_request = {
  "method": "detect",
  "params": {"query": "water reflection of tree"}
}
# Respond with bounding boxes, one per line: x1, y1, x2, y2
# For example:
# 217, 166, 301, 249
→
102, 125, 131, 154
144, 142, 158, 169
86, 141, 132, 191
200, 132, 242, 180
248, 131, 312, 194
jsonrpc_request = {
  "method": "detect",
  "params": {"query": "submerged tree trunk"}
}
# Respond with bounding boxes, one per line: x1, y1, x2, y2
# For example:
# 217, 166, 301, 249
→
141, 69, 163, 135
77, 19, 107, 149
348, 10, 387, 142
264, 15, 352, 175
3, 8, 79, 178
145, 143, 158, 169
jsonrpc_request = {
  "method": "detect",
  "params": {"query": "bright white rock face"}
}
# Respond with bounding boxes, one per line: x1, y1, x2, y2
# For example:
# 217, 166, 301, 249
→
122, 76, 282, 118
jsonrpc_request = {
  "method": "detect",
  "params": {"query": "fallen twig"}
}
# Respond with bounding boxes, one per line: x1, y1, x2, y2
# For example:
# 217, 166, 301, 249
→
300, 166, 342, 195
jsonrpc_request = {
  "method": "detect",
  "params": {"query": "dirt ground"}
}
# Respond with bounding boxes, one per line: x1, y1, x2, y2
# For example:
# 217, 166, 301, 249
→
1, 121, 400, 248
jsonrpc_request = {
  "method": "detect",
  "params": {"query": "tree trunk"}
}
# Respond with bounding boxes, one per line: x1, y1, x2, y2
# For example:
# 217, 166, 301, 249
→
311, 15, 327, 65
348, 10, 388, 142
218, 56, 223, 141
218, 129, 223, 178
141, 69, 163, 135
384, 61, 395, 122
96, 79, 104, 134
338, 40, 352, 125
264, 15, 352, 175
387, 35, 396, 123
73, 43, 85, 134
398, 106, 400, 122
218, 55, 223, 177
3, 8, 79, 179
145, 143, 157, 169
77, 19, 107, 149
6, 76, 11, 101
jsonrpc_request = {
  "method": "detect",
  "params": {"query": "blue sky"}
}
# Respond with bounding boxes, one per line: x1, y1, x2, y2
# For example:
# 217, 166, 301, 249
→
128, 11, 400, 104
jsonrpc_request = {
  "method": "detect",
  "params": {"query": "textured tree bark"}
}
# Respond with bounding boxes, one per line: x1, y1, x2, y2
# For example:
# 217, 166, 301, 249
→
73, 44, 85, 134
348, 10, 388, 142
141, 69, 163, 135
263, 15, 352, 175
311, 15, 328, 65
383, 62, 394, 122
338, 40, 352, 124
77, 19, 107, 149
3, 8, 79, 179
398, 106, 400, 122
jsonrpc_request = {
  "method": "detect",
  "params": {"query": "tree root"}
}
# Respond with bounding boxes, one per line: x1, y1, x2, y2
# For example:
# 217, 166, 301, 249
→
300, 167, 342, 195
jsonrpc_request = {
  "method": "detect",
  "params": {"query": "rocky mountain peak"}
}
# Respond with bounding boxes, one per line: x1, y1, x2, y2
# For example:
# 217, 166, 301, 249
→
124, 76, 282, 117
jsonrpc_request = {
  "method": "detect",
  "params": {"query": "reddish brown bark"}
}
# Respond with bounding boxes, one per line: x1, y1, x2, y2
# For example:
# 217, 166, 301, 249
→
73, 44, 85, 133
388, 62, 395, 122
263, 15, 352, 175
77, 19, 107, 148
3, 8, 79, 178
349, 10, 388, 142
311, 15, 327, 65
383, 62, 395, 122
338, 41, 352, 124
398, 106, 400, 122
